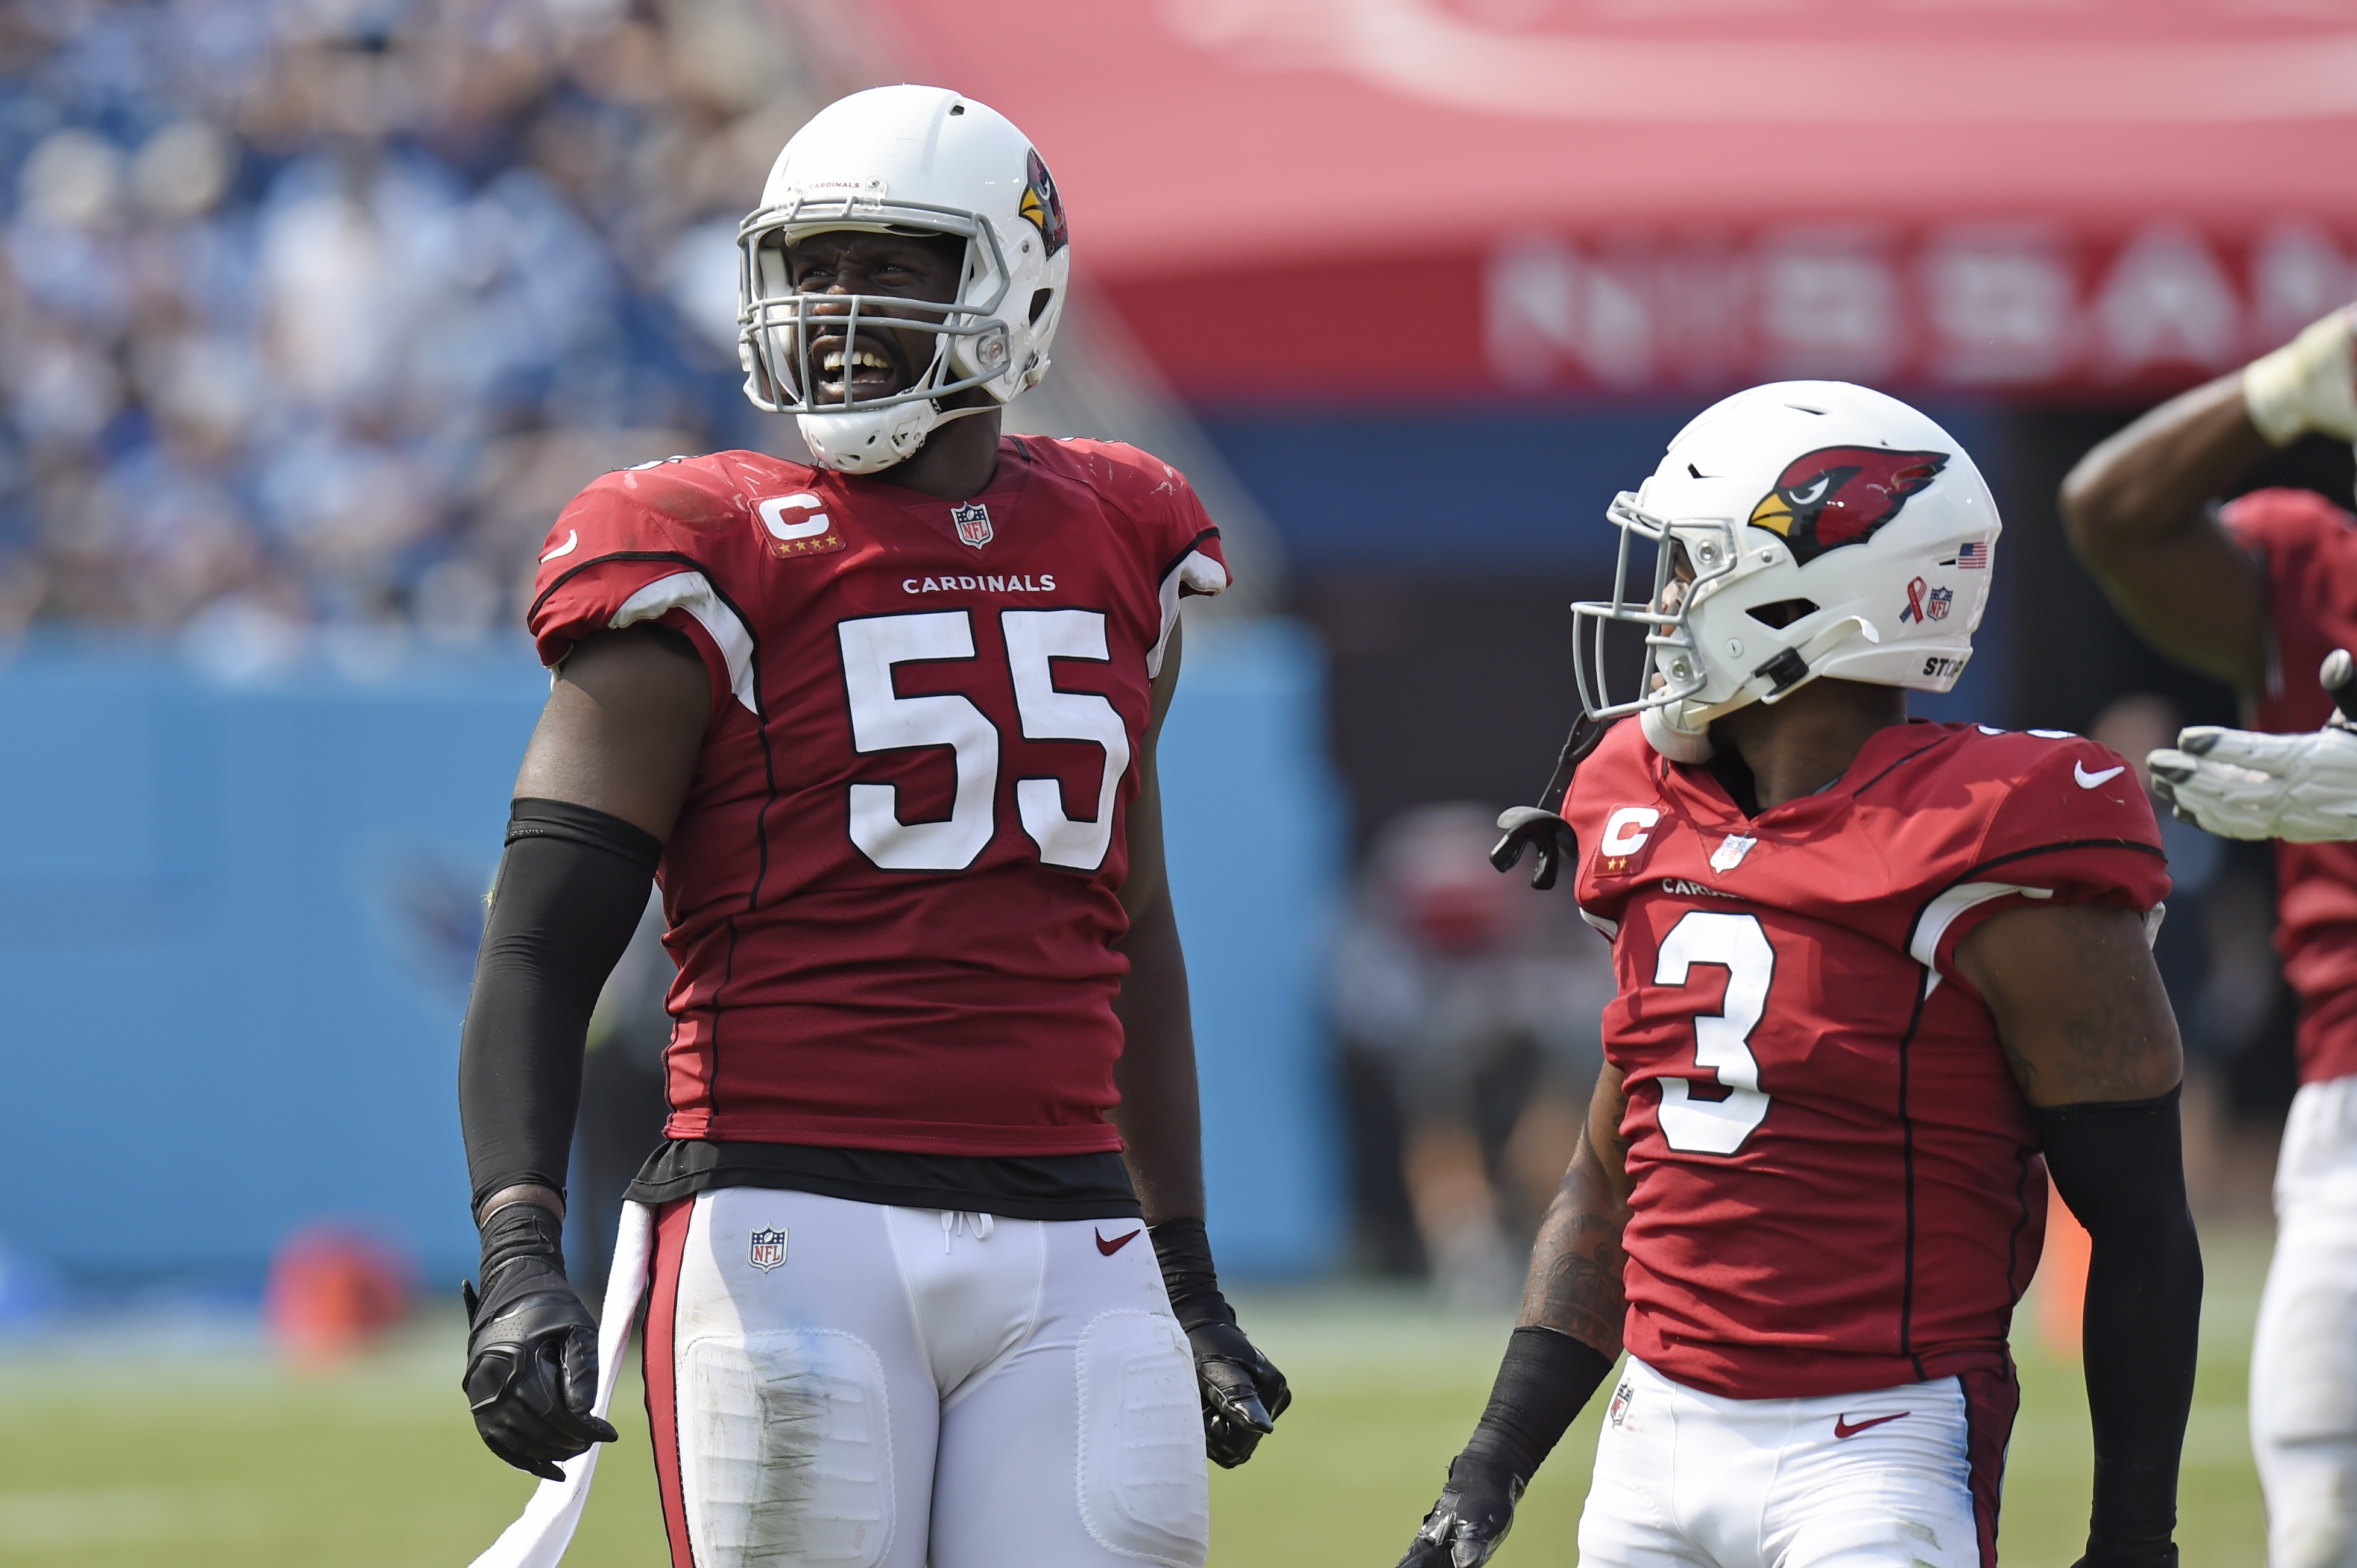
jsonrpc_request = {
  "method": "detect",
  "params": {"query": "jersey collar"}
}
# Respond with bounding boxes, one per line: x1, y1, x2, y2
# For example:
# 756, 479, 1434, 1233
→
1669, 718, 1955, 825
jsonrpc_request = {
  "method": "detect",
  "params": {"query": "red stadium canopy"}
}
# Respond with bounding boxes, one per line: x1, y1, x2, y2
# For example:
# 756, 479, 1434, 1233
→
854, 0, 2357, 403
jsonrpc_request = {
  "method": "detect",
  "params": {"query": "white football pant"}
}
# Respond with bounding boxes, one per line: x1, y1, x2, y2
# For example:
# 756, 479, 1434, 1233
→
641, 1187, 1209, 1568
1576, 1355, 2011, 1568
2253, 1074, 2357, 1568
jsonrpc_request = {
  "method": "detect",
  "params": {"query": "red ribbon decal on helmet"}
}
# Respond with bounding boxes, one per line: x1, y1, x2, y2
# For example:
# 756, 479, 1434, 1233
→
1902, 576, 1927, 623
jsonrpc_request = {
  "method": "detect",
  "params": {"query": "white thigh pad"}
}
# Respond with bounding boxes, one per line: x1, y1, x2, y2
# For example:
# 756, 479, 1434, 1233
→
681, 1328, 897, 1568
1074, 1311, 1209, 1568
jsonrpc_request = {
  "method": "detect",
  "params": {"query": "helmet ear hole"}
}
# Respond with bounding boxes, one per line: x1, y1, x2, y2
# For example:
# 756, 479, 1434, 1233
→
1746, 597, 1819, 630
1029, 288, 1054, 326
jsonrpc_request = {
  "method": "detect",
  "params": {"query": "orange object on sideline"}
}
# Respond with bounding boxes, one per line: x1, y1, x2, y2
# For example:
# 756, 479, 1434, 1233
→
265, 1226, 412, 1368
2034, 1173, 2090, 1361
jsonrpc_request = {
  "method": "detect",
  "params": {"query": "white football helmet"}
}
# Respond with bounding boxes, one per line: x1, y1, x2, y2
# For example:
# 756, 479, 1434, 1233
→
1573, 382, 2001, 762
736, 85, 1070, 473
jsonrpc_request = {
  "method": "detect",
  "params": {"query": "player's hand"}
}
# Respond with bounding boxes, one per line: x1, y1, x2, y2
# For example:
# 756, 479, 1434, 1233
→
1149, 1217, 1290, 1467
461, 1203, 617, 1482
2245, 303, 2357, 446
1184, 1315, 1292, 1468
2150, 723, 2357, 843
1492, 807, 1577, 890
1395, 1452, 1521, 1568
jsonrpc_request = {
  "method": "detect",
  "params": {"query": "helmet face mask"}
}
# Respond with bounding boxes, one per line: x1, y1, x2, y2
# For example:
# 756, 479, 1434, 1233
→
734, 87, 1070, 473
738, 207, 1012, 416
1573, 496, 1740, 725
1571, 382, 2002, 760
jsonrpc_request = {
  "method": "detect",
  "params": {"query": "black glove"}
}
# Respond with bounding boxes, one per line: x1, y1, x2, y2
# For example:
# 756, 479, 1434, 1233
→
1396, 1450, 1520, 1568
1149, 1217, 1291, 1467
461, 1201, 618, 1481
2072, 1535, 2177, 1567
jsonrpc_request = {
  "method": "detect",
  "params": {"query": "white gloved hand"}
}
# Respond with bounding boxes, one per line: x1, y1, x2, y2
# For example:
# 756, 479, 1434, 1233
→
2150, 723, 2357, 842
2244, 304, 2357, 446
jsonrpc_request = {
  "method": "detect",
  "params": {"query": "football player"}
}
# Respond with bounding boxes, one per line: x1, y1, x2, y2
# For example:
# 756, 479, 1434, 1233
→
1397, 383, 2201, 1568
2063, 303, 2357, 1568
453, 86, 1286, 1568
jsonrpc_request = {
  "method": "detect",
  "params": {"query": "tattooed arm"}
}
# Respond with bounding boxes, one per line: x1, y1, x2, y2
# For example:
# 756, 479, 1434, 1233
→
1956, 901, 2182, 1107
1517, 1062, 1633, 1355
1394, 1063, 1630, 1568
1955, 901, 2200, 1568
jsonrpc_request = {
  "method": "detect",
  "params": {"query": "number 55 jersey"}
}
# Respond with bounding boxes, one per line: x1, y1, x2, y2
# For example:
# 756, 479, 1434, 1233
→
526, 436, 1227, 1157
1566, 717, 2169, 1401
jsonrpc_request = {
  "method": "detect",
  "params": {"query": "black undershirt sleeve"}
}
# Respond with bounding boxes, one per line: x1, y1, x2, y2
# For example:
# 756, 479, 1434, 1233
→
2032, 1086, 2204, 1552
459, 798, 664, 1220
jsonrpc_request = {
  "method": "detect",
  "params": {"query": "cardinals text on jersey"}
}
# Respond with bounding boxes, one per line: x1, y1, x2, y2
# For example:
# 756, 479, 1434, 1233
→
1568, 717, 2169, 1402
528, 436, 1228, 1154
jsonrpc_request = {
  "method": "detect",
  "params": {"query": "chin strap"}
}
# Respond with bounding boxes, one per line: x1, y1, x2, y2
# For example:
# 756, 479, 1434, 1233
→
1489, 711, 1614, 890
799, 396, 1005, 474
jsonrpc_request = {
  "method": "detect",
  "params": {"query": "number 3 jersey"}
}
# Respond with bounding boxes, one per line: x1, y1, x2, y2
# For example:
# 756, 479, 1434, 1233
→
1567, 716, 2170, 1400
527, 436, 1227, 1156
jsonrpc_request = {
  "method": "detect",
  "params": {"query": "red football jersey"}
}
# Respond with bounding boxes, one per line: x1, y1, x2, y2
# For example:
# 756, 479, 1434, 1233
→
2221, 487, 2357, 1085
527, 437, 1228, 1154
1568, 718, 2169, 1399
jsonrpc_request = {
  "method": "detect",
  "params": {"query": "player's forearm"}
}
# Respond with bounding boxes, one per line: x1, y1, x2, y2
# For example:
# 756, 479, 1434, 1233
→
1516, 1142, 1630, 1359
2037, 1090, 2204, 1552
1108, 887, 1205, 1224
458, 801, 660, 1218
2057, 376, 2273, 691
2080, 1222, 2202, 1544
1415, 1151, 1623, 1563
2060, 375, 2268, 557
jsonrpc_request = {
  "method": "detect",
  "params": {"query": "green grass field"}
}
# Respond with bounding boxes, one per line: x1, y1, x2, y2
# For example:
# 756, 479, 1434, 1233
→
0, 1224, 2271, 1566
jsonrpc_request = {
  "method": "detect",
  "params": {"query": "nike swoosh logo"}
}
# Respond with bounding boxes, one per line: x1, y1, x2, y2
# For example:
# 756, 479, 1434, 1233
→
1833, 1411, 1910, 1440
1095, 1227, 1141, 1256
2075, 761, 2126, 789
539, 529, 579, 563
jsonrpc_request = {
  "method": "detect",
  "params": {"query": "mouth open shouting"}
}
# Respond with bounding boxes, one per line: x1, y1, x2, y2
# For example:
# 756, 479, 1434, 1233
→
809, 329, 915, 405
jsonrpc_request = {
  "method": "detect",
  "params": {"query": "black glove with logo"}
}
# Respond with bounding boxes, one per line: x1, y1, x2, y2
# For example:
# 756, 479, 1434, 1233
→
1149, 1217, 1291, 1467
461, 1201, 617, 1481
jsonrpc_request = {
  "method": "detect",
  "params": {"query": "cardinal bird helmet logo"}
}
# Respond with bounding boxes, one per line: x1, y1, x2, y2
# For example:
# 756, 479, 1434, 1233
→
1747, 446, 1949, 567
1018, 148, 1068, 256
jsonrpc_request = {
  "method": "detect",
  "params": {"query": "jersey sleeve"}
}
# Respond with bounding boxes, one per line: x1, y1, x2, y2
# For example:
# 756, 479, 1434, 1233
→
1053, 439, 1229, 678
526, 464, 759, 717
1145, 462, 1227, 678
2220, 488, 2357, 733
1912, 737, 2172, 985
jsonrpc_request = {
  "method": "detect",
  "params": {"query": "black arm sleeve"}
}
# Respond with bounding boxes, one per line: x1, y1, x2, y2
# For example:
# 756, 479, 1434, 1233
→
1460, 1326, 1615, 1488
458, 798, 663, 1220
2033, 1086, 2204, 1550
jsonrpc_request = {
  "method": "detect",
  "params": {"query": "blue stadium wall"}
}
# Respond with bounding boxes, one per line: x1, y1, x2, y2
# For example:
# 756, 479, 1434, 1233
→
0, 622, 1342, 1288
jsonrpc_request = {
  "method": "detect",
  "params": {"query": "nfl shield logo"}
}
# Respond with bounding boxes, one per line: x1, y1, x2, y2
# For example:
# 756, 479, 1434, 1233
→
1710, 834, 1757, 873
748, 1227, 787, 1273
950, 500, 992, 549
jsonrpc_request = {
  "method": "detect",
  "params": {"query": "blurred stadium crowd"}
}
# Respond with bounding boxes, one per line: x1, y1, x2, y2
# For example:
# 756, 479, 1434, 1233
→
0, 0, 827, 666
